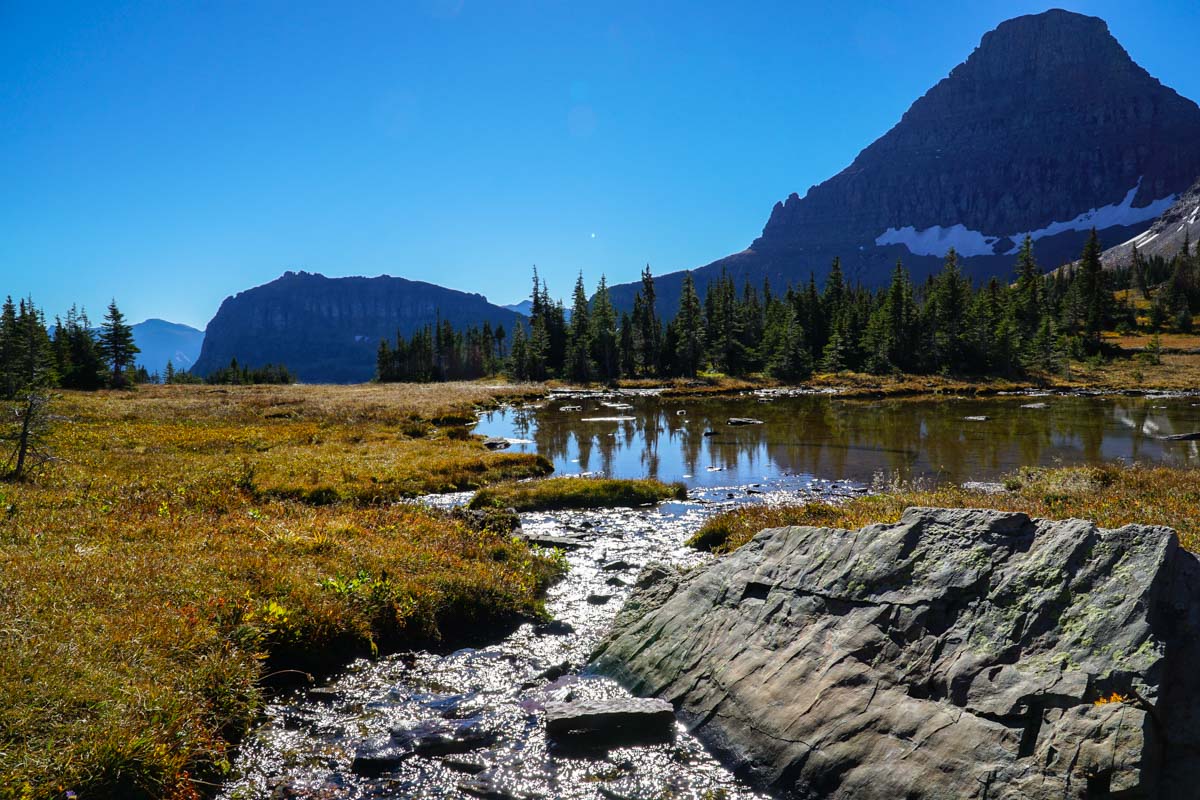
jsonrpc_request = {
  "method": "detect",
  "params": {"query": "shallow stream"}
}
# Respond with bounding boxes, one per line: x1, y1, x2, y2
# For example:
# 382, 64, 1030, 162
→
219, 390, 1200, 799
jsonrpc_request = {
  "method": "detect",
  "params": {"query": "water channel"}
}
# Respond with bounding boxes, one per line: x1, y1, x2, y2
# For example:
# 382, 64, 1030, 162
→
220, 390, 1200, 799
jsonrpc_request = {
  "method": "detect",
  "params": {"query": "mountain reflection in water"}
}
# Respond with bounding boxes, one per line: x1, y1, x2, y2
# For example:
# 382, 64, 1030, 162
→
475, 392, 1200, 487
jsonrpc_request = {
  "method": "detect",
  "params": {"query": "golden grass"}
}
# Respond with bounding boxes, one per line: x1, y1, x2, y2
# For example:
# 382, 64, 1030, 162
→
0, 383, 560, 800
468, 477, 687, 512
1101, 331, 1200, 352
690, 464, 1200, 554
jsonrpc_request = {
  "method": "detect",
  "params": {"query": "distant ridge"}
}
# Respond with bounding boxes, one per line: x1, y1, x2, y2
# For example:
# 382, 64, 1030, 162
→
192, 271, 527, 383
133, 319, 204, 376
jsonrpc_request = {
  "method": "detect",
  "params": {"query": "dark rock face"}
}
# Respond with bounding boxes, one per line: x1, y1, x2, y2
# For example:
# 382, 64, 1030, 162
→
594, 507, 1200, 799
192, 271, 526, 383
611, 9, 1200, 313
1102, 176, 1200, 268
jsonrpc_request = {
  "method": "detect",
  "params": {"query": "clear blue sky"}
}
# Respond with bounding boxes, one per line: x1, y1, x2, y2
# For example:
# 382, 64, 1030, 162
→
2, 1, 1198, 329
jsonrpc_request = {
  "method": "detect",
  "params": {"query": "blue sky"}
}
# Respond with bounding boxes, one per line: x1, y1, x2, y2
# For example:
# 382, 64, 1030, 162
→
2, 1, 1199, 329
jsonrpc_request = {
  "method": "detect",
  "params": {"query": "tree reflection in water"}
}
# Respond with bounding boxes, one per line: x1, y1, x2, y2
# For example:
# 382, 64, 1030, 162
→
478, 394, 1200, 487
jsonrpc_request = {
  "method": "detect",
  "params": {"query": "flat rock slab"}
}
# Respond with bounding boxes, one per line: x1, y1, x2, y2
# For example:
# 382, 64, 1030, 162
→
594, 507, 1200, 799
726, 417, 764, 426
545, 697, 676, 749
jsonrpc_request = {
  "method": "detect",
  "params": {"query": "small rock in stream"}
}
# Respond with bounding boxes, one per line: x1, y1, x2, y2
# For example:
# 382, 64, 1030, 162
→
601, 559, 632, 571
442, 755, 489, 775
587, 593, 614, 605
351, 718, 496, 775
545, 697, 676, 749
482, 437, 511, 450
533, 619, 574, 637
520, 533, 588, 550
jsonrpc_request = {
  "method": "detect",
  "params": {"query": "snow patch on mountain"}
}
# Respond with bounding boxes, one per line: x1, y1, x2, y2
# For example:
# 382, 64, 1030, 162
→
1006, 179, 1176, 253
875, 224, 1001, 257
877, 178, 1177, 259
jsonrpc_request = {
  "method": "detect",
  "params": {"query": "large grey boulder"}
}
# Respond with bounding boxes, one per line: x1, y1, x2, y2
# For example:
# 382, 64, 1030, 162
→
593, 507, 1200, 799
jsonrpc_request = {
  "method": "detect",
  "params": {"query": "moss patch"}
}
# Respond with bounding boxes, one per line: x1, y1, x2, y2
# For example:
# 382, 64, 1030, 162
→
469, 477, 687, 512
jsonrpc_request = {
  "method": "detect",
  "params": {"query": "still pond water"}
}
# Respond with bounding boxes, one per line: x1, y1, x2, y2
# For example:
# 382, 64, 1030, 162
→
476, 390, 1200, 489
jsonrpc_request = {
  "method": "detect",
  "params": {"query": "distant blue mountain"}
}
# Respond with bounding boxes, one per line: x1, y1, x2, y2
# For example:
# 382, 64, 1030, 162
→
132, 319, 204, 376
501, 299, 534, 317
500, 298, 571, 322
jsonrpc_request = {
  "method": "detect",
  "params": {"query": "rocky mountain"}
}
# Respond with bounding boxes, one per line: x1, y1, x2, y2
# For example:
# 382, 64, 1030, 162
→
192, 272, 527, 383
132, 319, 204, 376
611, 9, 1200, 313
1101, 175, 1200, 267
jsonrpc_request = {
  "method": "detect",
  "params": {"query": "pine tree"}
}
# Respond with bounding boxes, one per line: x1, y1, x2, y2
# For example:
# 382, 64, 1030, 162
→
633, 266, 662, 375
564, 273, 593, 383
0, 297, 19, 398
768, 307, 813, 380
674, 272, 704, 377
1012, 235, 1043, 343
1077, 229, 1110, 351
590, 275, 619, 382
98, 300, 139, 388
508, 321, 530, 381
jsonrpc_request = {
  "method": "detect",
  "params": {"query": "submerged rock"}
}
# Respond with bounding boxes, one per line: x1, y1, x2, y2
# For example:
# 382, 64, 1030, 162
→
545, 697, 676, 749
351, 718, 496, 775
594, 507, 1200, 799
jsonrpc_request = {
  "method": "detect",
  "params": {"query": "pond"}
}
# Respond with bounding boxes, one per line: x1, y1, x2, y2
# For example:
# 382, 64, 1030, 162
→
476, 390, 1200, 488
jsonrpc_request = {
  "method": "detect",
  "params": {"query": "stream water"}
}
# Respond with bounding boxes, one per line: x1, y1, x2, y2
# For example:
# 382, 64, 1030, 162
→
219, 390, 1200, 800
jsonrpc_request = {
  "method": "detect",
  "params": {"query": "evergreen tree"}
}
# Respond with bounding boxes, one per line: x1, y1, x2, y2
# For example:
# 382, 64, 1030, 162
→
768, 306, 813, 380
508, 322, 530, 380
590, 275, 619, 382
98, 300, 139, 388
1077, 228, 1110, 351
632, 266, 662, 375
1012, 235, 1043, 343
674, 272, 704, 377
564, 273, 594, 382
0, 297, 19, 398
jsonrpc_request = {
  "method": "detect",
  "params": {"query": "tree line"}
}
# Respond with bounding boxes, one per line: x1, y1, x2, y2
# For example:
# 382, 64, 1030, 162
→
0, 297, 297, 396
0, 298, 141, 396
380, 229, 1183, 384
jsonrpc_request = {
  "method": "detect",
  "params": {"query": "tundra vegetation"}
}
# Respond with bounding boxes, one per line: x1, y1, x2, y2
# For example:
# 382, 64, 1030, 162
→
0, 383, 562, 800
468, 476, 687, 512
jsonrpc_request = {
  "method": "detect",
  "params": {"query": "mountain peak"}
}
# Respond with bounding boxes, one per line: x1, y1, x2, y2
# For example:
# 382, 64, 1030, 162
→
611, 9, 1200, 314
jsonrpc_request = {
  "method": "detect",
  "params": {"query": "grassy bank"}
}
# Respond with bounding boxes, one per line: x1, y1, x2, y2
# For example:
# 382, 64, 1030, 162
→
0, 383, 561, 800
605, 337, 1200, 398
469, 476, 687, 512
690, 464, 1200, 554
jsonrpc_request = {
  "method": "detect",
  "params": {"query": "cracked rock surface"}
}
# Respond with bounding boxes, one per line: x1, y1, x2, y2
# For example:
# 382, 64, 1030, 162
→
593, 507, 1200, 799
